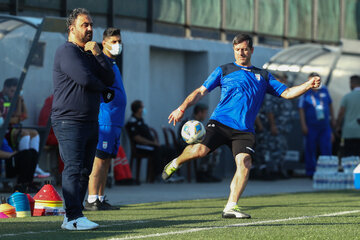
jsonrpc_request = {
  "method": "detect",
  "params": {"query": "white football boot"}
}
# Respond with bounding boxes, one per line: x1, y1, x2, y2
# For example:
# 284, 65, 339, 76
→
222, 205, 251, 219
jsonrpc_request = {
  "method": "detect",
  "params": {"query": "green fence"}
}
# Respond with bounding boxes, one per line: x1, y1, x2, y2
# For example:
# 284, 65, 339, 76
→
0, 0, 359, 44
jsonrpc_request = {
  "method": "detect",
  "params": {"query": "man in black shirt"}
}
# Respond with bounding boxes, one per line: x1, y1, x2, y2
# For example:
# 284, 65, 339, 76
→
126, 100, 179, 182
52, 8, 114, 231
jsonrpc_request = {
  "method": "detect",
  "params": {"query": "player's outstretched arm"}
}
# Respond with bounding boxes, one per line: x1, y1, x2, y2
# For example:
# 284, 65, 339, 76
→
281, 76, 321, 99
168, 86, 208, 126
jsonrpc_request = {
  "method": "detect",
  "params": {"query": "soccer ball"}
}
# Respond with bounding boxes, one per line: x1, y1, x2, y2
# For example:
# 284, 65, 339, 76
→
181, 120, 206, 144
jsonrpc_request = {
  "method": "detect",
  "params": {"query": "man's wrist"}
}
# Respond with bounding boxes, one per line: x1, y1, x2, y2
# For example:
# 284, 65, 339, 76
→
305, 80, 313, 90
178, 107, 184, 113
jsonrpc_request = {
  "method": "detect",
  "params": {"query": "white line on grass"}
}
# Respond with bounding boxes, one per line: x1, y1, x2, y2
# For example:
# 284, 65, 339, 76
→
0, 220, 148, 238
110, 210, 360, 240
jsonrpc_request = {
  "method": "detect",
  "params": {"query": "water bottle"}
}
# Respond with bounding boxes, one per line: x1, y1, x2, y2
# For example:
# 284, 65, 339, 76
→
313, 173, 318, 189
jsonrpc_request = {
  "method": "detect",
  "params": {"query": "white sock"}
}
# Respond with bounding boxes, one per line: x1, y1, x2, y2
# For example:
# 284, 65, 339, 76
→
87, 195, 98, 203
98, 195, 104, 202
30, 134, 40, 152
18, 135, 30, 150
170, 158, 179, 169
224, 202, 237, 211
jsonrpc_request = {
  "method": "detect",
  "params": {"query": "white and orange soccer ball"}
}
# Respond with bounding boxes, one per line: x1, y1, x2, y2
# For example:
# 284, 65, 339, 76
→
181, 120, 206, 144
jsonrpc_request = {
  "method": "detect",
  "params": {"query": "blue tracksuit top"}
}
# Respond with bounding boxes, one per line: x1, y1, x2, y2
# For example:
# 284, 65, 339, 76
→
52, 41, 114, 122
98, 56, 127, 127
203, 63, 287, 133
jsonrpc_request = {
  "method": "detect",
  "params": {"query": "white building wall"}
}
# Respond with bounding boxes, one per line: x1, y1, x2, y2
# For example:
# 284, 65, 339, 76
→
1, 26, 281, 179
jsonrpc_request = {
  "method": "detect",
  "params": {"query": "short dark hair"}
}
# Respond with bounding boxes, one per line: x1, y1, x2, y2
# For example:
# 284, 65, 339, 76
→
350, 75, 360, 85
3, 78, 18, 88
233, 33, 253, 48
308, 72, 320, 78
193, 103, 208, 115
131, 100, 143, 114
66, 8, 90, 33
103, 27, 121, 40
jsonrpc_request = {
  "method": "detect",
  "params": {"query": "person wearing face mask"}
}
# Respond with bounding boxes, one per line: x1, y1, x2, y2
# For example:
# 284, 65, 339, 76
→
85, 28, 125, 211
52, 8, 114, 230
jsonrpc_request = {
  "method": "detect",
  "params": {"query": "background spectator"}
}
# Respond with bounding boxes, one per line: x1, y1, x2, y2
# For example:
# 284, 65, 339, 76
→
177, 103, 221, 182
126, 100, 179, 182
336, 75, 360, 157
298, 72, 335, 177
255, 72, 295, 178
0, 78, 49, 178
0, 138, 38, 192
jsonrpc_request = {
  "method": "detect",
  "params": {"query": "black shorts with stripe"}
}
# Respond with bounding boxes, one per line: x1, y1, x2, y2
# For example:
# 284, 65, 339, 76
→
201, 120, 255, 158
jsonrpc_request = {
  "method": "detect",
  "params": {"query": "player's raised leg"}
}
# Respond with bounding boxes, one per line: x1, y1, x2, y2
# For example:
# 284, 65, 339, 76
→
222, 153, 252, 219
162, 143, 210, 180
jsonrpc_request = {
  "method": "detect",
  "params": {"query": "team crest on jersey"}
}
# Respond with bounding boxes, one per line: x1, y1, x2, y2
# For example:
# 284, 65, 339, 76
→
255, 73, 261, 81
102, 141, 108, 149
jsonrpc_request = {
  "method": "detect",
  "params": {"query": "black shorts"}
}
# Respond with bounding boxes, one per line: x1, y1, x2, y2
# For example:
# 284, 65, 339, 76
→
201, 120, 255, 158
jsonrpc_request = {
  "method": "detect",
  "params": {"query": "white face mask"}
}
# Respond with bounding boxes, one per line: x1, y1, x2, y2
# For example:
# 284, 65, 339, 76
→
107, 43, 122, 56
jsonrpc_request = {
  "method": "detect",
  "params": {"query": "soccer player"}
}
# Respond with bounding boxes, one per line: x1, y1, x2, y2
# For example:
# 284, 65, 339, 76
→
86, 27, 126, 211
52, 8, 114, 230
163, 33, 321, 219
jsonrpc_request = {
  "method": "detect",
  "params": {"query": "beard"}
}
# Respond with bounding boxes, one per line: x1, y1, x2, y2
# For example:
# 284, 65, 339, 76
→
84, 32, 92, 42
83, 31, 93, 42
76, 30, 92, 44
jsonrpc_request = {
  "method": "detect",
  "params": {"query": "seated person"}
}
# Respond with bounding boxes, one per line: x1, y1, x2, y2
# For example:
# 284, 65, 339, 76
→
0, 78, 49, 178
177, 103, 221, 182
126, 100, 181, 182
38, 95, 58, 146
0, 138, 39, 193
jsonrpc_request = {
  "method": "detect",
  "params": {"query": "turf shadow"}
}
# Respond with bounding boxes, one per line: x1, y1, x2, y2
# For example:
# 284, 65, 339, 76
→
0, 219, 216, 240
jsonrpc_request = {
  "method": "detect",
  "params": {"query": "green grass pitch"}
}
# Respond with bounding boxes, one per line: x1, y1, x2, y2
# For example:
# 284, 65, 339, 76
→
1, 191, 360, 239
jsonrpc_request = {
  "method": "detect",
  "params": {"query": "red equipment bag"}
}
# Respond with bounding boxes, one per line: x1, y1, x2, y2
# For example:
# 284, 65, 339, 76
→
113, 146, 133, 181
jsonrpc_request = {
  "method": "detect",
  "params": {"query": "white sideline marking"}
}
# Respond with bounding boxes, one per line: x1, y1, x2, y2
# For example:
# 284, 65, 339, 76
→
0, 220, 148, 238
110, 210, 360, 240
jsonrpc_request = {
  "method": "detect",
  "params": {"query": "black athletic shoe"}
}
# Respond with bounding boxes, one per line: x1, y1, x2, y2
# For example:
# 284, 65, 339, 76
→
101, 196, 120, 210
84, 199, 105, 211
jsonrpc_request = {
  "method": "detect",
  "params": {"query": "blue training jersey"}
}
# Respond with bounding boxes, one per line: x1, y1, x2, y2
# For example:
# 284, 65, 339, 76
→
298, 86, 332, 127
203, 62, 287, 133
98, 57, 127, 126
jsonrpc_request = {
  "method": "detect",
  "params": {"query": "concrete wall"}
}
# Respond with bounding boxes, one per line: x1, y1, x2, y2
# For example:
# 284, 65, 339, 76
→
0, 25, 281, 179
